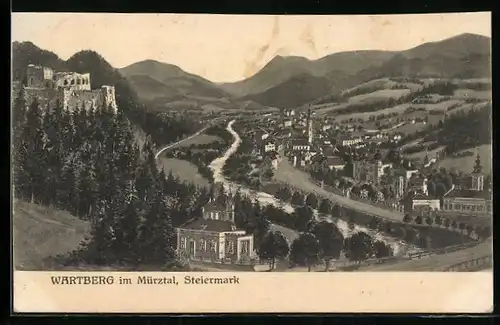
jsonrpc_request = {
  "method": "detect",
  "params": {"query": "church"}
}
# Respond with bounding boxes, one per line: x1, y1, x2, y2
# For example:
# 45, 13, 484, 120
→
176, 194, 256, 264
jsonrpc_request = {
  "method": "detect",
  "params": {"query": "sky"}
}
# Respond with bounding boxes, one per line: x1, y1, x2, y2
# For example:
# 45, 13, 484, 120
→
12, 12, 491, 83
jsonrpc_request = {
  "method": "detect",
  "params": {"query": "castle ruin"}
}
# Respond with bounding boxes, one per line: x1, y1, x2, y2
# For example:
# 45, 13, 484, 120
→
13, 64, 117, 113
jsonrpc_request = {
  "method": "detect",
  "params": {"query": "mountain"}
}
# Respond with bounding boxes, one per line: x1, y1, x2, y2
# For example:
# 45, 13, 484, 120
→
241, 73, 343, 108
119, 60, 231, 105
362, 33, 491, 79
235, 33, 491, 108
220, 51, 395, 97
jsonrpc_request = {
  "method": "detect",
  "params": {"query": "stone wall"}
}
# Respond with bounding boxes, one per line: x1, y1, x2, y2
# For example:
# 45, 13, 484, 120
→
23, 87, 59, 110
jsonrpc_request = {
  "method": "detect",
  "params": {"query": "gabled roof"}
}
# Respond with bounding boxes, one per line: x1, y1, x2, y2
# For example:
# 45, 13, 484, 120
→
444, 188, 492, 200
179, 218, 241, 232
326, 156, 345, 166
203, 200, 228, 212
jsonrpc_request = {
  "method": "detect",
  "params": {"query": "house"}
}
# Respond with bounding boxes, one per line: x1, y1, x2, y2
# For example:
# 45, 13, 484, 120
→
334, 135, 363, 147
352, 159, 392, 184
289, 138, 311, 152
262, 139, 276, 153
442, 175, 492, 215
408, 195, 441, 214
442, 189, 492, 215
325, 156, 345, 171
407, 175, 428, 196
283, 119, 293, 128
176, 199, 255, 263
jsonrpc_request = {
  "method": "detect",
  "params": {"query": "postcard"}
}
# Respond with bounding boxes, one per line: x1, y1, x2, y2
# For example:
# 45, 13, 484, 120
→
11, 12, 493, 313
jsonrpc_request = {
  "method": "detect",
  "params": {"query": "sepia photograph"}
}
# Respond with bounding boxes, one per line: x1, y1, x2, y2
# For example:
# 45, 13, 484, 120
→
11, 12, 493, 313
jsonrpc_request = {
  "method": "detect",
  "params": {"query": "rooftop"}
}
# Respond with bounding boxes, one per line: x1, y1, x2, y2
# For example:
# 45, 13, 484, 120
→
203, 200, 230, 212
444, 189, 492, 200
179, 218, 241, 233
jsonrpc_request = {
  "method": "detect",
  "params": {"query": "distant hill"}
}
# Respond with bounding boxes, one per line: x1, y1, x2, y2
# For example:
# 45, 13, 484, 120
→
12, 41, 68, 82
360, 33, 491, 80
241, 73, 341, 108
233, 33, 491, 108
220, 51, 395, 97
119, 60, 232, 109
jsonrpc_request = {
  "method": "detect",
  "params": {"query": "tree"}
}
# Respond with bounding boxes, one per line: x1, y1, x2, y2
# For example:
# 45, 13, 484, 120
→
427, 181, 436, 197
258, 231, 290, 270
343, 232, 375, 263
312, 221, 345, 271
275, 186, 292, 202
305, 193, 318, 209
473, 152, 483, 174
289, 233, 321, 272
414, 215, 423, 225
373, 240, 394, 259
294, 205, 315, 232
318, 199, 331, 214
331, 204, 342, 219
291, 191, 305, 206
139, 188, 176, 265
404, 228, 417, 244
435, 182, 447, 198
434, 215, 442, 227
425, 216, 433, 226
403, 214, 413, 223
368, 216, 380, 230
466, 224, 474, 237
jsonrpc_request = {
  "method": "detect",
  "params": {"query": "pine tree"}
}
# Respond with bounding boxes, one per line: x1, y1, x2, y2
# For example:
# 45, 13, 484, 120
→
83, 198, 116, 264
21, 98, 47, 203
473, 152, 482, 174
139, 188, 176, 266
58, 158, 79, 214
77, 161, 98, 220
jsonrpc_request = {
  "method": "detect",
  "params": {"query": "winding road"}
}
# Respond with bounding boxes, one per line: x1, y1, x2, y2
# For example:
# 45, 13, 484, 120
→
275, 156, 405, 221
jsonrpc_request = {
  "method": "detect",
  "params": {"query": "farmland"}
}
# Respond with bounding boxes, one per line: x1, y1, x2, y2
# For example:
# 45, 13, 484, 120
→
348, 89, 411, 104
157, 157, 210, 187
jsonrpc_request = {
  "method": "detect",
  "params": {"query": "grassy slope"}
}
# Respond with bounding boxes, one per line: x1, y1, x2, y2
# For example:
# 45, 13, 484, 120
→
13, 200, 90, 270
438, 144, 492, 174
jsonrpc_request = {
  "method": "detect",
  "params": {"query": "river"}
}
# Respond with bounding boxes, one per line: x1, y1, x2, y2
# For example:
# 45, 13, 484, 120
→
208, 120, 419, 256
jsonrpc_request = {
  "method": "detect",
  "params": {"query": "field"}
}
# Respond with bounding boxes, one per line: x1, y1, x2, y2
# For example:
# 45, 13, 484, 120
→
438, 144, 492, 175
348, 89, 411, 104
333, 103, 411, 122
174, 134, 222, 148
412, 99, 464, 111
407, 145, 447, 161
157, 157, 210, 187
13, 200, 90, 270
453, 89, 492, 100
386, 122, 427, 135
343, 78, 424, 95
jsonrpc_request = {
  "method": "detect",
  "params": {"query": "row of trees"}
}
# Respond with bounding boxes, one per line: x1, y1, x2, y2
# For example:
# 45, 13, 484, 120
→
403, 213, 491, 240
259, 222, 394, 272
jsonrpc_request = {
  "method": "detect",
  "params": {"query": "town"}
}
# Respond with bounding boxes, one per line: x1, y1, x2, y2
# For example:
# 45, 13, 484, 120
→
12, 32, 492, 273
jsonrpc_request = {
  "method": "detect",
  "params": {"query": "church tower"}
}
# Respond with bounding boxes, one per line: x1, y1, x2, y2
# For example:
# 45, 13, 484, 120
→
471, 151, 484, 191
307, 107, 313, 144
